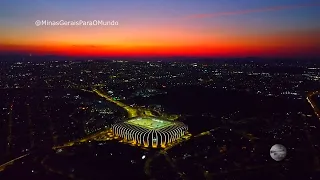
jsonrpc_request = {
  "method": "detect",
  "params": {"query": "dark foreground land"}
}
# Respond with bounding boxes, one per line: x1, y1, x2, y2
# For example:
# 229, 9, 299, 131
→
1, 85, 320, 180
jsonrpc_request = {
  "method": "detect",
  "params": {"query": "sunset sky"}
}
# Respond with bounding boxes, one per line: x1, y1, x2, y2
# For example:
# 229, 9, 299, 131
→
0, 0, 319, 58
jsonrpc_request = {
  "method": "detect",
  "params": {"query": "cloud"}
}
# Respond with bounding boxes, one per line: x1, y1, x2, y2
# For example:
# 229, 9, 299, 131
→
187, 2, 320, 19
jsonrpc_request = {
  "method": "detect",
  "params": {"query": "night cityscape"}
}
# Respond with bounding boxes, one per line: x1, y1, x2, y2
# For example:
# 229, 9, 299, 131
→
1, 0, 320, 179
0, 58, 319, 179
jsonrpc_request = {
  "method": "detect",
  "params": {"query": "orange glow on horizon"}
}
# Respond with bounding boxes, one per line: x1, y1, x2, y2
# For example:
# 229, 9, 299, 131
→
1, 18, 319, 58
1, 41, 319, 58
1, 27, 319, 58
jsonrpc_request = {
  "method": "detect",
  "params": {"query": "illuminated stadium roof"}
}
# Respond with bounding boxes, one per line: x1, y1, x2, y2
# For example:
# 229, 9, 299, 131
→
125, 117, 174, 130
111, 116, 188, 148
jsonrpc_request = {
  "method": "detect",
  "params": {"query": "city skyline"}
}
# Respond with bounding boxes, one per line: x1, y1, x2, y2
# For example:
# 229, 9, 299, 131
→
1, 0, 320, 58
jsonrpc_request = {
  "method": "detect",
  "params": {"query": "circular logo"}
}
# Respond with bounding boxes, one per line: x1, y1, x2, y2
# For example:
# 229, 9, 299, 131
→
270, 144, 287, 161
35, 20, 41, 26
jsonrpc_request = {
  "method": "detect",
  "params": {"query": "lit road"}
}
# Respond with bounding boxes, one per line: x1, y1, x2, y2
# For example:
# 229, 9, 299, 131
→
92, 88, 180, 120
0, 153, 30, 172
307, 91, 320, 119
142, 109, 155, 117
306, 90, 320, 170
52, 129, 110, 150
93, 89, 138, 118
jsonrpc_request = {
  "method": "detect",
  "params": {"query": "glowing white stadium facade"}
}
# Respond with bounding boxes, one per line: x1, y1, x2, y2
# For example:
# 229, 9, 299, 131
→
111, 117, 188, 148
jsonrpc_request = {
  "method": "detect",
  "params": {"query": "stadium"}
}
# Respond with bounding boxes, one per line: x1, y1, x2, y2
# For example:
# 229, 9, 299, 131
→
111, 117, 188, 148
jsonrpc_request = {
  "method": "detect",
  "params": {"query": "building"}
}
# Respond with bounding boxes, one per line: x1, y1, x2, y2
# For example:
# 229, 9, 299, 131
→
111, 117, 188, 148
